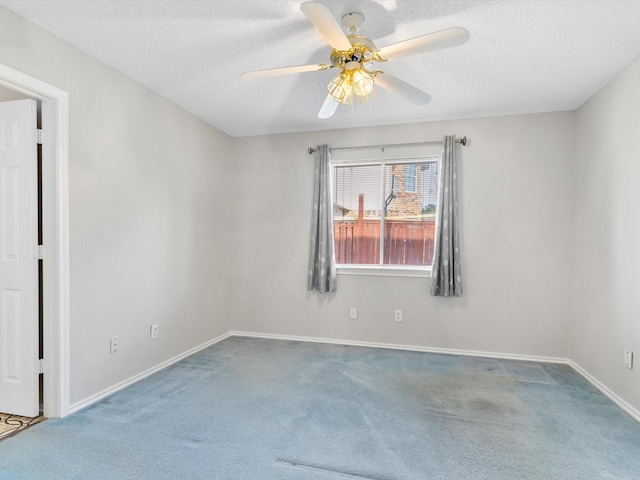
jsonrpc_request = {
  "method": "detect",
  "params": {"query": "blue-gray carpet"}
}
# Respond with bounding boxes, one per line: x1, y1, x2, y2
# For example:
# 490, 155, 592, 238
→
1, 337, 639, 479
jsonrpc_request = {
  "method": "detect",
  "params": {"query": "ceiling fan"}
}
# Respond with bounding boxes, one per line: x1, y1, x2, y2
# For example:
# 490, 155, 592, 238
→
242, 1, 469, 119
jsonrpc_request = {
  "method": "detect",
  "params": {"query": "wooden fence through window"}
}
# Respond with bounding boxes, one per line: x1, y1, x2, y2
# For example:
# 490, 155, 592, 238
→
333, 195, 436, 265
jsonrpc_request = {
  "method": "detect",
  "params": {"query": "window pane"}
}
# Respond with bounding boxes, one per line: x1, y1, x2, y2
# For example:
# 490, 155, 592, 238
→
383, 162, 437, 266
405, 164, 417, 192
333, 165, 382, 264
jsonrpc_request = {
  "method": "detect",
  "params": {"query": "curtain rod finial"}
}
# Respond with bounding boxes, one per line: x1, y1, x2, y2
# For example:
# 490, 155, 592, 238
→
460, 136, 467, 146
308, 147, 316, 154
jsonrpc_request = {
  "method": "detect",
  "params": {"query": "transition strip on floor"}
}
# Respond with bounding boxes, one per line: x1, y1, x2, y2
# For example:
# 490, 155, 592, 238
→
0, 412, 45, 442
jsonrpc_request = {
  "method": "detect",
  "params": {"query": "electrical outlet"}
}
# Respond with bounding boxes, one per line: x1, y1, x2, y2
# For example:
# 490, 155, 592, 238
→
624, 349, 633, 369
109, 336, 119, 353
394, 310, 403, 322
349, 307, 358, 320
150, 324, 159, 339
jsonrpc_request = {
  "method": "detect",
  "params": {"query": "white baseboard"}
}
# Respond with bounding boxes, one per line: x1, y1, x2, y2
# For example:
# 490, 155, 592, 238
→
69, 331, 233, 414
231, 331, 640, 423
569, 360, 640, 423
68, 329, 640, 425
230, 331, 569, 364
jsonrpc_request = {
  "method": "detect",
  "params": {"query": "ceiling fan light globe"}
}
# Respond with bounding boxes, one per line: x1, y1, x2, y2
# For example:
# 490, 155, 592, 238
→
343, 89, 353, 105
328, 71, 349, 102
327, 67, 375, 105
352, 69, 375, 97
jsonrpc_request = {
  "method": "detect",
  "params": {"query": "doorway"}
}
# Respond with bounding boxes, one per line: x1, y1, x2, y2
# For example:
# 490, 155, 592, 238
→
0, 63, 70, 419
0, 94, 40, 424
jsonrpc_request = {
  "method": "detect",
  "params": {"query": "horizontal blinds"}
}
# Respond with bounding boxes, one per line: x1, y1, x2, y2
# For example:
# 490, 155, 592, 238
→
332, 158, 438, 267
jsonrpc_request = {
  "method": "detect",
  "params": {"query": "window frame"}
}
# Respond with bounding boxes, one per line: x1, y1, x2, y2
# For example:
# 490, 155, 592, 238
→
330, 154, 440, 277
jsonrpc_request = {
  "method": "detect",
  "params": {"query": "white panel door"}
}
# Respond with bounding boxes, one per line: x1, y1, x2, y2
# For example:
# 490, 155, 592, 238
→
0, 99, 39, 417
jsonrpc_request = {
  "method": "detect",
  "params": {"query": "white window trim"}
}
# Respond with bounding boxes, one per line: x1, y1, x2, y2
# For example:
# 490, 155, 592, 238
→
337, 264, 432, 278
331, 154, 439, 277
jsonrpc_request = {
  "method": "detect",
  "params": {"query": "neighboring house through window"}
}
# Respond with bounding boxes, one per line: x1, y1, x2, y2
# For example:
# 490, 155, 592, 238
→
404, 164, 417, 192
331, 155, 439, 271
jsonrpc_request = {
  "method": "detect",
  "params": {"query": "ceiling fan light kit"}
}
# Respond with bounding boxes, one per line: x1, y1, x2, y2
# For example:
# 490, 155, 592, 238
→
328, 66, 375, 105
242, 1, 469, 119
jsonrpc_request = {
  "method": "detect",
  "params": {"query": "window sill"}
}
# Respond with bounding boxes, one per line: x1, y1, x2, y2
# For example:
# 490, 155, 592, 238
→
336, 265, 432, 278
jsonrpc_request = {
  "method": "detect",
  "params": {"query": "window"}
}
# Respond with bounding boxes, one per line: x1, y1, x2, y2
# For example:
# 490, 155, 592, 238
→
332, 157, 438, 271
404, 164, 417, 192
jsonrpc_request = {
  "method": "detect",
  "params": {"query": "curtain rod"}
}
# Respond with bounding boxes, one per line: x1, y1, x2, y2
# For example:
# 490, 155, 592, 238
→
307, 136, 467, 155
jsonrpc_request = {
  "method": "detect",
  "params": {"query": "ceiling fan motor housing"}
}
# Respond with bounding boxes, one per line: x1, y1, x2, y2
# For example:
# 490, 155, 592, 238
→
330, 35, 377, 68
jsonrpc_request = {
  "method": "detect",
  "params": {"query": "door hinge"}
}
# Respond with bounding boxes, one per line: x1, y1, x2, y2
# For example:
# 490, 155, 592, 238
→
34, 244, 45, 260
36, 129, 43, 145
37, 359, 45, 374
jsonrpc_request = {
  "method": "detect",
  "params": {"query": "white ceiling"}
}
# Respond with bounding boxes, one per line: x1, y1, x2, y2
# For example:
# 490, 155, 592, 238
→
2, 0, 640, 137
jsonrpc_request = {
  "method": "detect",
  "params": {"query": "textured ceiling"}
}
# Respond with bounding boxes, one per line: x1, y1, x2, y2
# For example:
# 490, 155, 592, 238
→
2, 0, 640, 137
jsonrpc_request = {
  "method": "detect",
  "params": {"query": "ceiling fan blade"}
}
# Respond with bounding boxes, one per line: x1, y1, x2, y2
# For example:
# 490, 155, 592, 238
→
301, 2, 352, 51
376, 27, 469, 61
374, 72, 431, 105
318, 94, 340, 119
242, 63, 331, 79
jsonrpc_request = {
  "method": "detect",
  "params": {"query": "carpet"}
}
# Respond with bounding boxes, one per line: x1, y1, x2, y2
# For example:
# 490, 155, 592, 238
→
0, 337, 638, 479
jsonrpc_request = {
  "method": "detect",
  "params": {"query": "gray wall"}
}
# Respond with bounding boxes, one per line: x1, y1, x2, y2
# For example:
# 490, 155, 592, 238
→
232, 112, 575, 359
2, 3, 637, 416
0, 7, 235, 404
571, 55, 640, 411
0, 84, 28, 101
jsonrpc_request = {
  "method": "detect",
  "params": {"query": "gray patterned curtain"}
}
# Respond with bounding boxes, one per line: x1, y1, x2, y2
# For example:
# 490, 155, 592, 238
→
308, 145, 336, 293
431, 135, 462, 297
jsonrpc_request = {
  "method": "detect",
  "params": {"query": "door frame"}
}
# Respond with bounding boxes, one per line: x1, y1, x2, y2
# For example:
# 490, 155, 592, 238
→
0, 63, 70, 418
